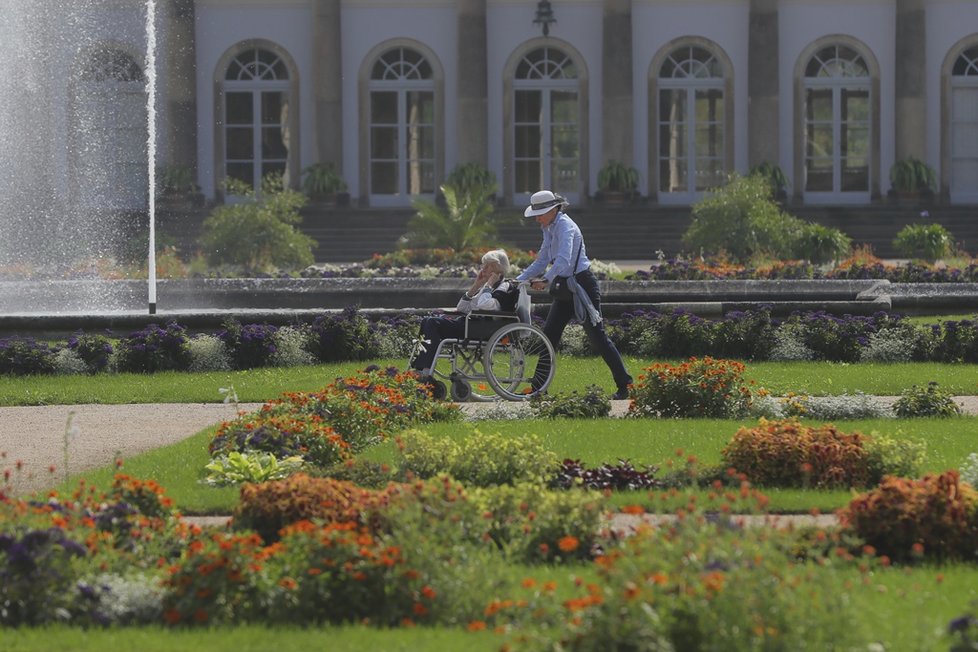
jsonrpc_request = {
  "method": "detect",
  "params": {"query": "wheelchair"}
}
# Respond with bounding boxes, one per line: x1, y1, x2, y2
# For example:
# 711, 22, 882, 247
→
414, 283, 556, 402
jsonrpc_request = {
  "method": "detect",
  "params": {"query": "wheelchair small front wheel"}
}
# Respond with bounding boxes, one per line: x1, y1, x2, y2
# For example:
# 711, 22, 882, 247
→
483, 323, 556, 401
450, 378, 472, 402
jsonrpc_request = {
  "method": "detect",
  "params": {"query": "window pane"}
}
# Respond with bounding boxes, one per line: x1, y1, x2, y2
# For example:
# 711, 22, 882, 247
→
226, 162, 253, 187
370, 126, 397, 159
805, 159, 833, 191
263, 161, 286, 181
806, 88, 833, 121
659, 123, 687, 158
551, 124, 578, 159
405, 91, 434, 123
694, 125, 723, 158
696, 158, 724, 191
806, 124, 833, 157
515, 125, 541, 158
514, 160, 541, 194
371, 92, 398, 124
952, 87, 978, 115
371, 162, 397, 194
261, 92, 283, 124
843, 126, 869, 158
840, 162, 868, 191
261, 127, 287, 158
694, 89, 723, 121
406, 161, 435, 195
659, 89, 687, 123
842, 89, 869, 121
550, 91, 577, 123
951, 160, 978, 188
515, 90, 542, 123
659, 158, 687, 193
407, 125, 435, 159
551, 160, 578, 195
226, 92, 253, 124
226, 127, 253, 159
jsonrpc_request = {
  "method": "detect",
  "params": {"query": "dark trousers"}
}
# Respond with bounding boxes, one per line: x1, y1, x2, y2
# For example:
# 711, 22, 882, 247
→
542, 269, 632, 390
409, 315, 465, 374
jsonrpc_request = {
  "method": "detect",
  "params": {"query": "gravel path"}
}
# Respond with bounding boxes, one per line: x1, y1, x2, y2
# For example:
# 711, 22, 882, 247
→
3, 396, 976, 496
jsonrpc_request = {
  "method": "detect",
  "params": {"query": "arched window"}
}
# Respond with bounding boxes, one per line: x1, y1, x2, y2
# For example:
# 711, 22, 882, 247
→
221, 47, 292, 193
72, 46, 146, 210
802, 44, 872, 200
949, 45, 978, 202
367, 46, 437, 204
656, 44, 727, 201
512, 46, 580, 202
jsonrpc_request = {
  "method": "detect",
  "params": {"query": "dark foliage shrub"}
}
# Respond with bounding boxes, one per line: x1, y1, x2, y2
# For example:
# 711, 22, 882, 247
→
550, 459, 663, 491
893, 381, 962, 417
0, 336, 55, 375
0, 526, 88, 625
112, 321, 191, 373
529, 385, 612, 419
779, 310, 898, 362
306, 306, 380, 362
839, 470, 978, 562
218, 318, 279, 369
66, 331, 113, 373
721, 418, 871, 488
233, 473, 404, 543
928, 319, 978, 363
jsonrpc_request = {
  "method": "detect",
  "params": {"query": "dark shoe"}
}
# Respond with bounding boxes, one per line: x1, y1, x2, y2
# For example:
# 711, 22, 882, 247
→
612, 387, 630, 400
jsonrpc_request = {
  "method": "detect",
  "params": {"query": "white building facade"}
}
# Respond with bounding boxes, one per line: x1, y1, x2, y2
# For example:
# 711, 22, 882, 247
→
33, 0, 978, 209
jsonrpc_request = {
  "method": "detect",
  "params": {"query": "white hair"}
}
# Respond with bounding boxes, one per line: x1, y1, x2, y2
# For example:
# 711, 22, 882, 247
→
481, 249, 510, 274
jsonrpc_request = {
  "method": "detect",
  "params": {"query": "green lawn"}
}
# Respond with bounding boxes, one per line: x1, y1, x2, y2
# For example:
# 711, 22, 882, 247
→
1, 358, 976, 406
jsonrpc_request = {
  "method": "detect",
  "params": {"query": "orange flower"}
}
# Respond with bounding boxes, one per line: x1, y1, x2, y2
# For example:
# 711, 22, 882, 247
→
193, 609, 209, 623
163, 609, 181, 625
279, 577, 298, 590
620, 504, 645, 515
557, 536, 580, 553
467, 620, 487, 631
521, 578, 537, 589
412, 602, 428, 616
420, 585, 436, 599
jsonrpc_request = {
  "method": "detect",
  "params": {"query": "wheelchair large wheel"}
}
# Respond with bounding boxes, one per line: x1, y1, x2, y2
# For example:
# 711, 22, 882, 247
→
483, 323, 556, 401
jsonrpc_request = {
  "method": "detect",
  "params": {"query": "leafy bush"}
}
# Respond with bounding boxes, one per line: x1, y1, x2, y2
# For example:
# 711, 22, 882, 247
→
550, 459, 663, 491
722, 418, 872, 488
529, 385, 612, 418
864, 432, 926, 483
929, 319, 978, 362
683, 174, 804, 262
466, 482, 607, 563
794, 222, 852, 264
112, 322, 191, 373
755, 392, 893, 421
306, 307, 380, 363
893, 381, 962, 417
200, 174, 315, 273
397, 429, 557, 487
962, 453, 978, 488
628, 357, 755, 418
0, 336, 55, 375
209, 410, 351, 468
893, 222, 954, 262
233, 474, 399, 542
839, 470, 978, 561
186, 334, 232, 372
443, 162, 497, 203
66, 331, 113, 373
218, 319, 280, 369
204, 451, 305, 486
402, 183, 501, 250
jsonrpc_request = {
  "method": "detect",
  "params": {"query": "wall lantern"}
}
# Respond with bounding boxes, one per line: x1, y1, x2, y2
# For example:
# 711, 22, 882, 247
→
533, 0, 557, 37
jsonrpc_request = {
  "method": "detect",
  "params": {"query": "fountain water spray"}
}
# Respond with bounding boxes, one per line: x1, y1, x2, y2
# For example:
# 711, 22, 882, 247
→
146, 0, 157, 314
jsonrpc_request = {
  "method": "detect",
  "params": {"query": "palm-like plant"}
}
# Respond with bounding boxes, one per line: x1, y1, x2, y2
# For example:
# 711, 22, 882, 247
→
401, 178, 502, 251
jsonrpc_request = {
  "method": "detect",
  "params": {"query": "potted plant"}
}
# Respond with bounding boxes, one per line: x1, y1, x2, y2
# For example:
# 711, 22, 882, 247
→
301, 162, 350, 207
888, 157, 936, 205
596, 159, 639, 204
749, 161, 790, 203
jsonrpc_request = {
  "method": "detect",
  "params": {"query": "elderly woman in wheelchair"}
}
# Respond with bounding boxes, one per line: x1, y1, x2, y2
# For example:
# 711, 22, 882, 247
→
408, 249, 556, 401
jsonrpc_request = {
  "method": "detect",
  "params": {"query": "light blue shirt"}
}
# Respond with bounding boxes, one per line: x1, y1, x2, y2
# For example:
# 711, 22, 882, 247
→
516, 212, 590, 282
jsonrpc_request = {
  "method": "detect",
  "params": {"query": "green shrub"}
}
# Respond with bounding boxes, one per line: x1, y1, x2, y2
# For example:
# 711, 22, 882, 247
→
401, 182, 502, 250
628, 357, 755, 418
721, 418, 871, 488
466, 482, 607, 563
893, 381, 962, 417
794, 222, 852, 264
306, 307, 380, 363
397, 429, 557, 486
0, 336, 55, 376
864, 432, 926, 484
112, 322, 191, 373
840, 470, 978, 561
683, 174, 803, 262
204, 451, 305, 486
443, 162, 497, 203
893, 223, 954, 262
201, 174, 315, 272
529, 384, 612, 418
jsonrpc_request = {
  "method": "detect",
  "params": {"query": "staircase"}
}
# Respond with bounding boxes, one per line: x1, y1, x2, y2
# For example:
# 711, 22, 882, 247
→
297, 202, 978, 264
